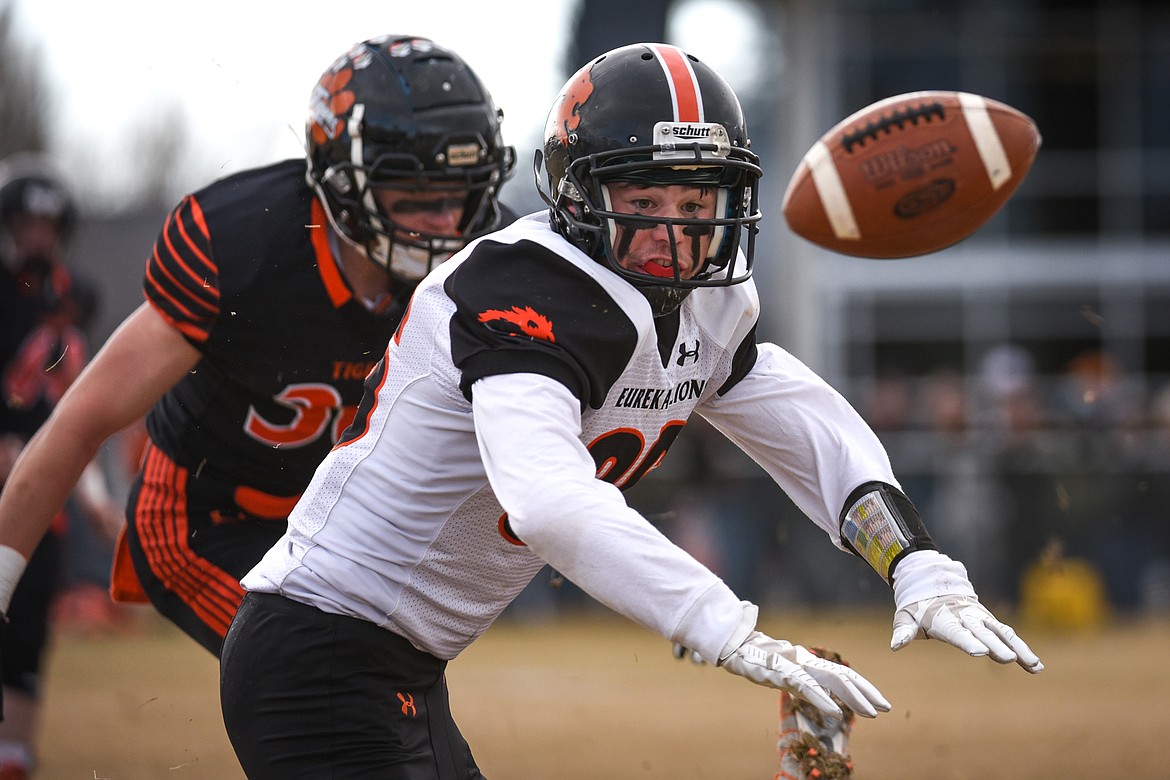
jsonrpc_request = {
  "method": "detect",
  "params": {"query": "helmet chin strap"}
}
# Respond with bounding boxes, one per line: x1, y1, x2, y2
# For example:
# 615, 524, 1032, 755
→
388, 242, 434, 280
386, 236, 462, 282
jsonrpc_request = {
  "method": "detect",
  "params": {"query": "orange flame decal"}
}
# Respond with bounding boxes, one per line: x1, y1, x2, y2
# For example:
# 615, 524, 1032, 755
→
478, 306, 556, 343
547, 64, 594, 145
308, 66, 356, 145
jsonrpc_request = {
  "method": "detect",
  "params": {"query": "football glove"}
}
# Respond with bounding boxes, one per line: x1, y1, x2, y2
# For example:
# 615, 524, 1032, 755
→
671, 642, 707, 666
890, 550, 1043, 673
719, 631, 891, 719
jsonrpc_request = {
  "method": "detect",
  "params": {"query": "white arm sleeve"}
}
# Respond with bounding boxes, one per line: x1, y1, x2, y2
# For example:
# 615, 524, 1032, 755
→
699, 342, 899, 548
473, 372, 752, 662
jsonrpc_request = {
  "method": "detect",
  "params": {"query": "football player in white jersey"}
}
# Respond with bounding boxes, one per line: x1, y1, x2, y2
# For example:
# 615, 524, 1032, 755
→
220, 42, 1042, 779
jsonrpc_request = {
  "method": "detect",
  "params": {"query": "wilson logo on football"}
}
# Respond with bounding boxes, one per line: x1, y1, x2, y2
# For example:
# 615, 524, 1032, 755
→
858, 140, 955, 183
477, 306, 556, 343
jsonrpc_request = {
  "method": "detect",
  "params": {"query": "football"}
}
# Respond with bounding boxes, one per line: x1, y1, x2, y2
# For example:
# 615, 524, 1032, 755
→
781, 91, 1041, 258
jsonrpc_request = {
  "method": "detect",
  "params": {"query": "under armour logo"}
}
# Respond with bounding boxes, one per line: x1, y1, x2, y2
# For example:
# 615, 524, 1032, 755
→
676, 341, 700, 366
397, 692, 417, 717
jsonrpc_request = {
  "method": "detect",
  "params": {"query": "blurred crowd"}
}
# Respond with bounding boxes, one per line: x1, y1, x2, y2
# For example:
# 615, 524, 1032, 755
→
506, 343, 1170, 623
636, 343, 1170, 622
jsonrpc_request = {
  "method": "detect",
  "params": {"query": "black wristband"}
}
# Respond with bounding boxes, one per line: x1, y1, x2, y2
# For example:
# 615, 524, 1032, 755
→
838, 481, 937, 582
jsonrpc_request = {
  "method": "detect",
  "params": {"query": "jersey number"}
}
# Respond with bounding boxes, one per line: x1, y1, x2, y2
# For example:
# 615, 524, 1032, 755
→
243, 383, 357, 448
498, 421, 686, 546
589, 421, 686, 489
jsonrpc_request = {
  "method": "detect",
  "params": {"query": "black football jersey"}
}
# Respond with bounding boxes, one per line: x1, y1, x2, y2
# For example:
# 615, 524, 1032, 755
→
143, 159, 399, 508
1, 259, 86, 439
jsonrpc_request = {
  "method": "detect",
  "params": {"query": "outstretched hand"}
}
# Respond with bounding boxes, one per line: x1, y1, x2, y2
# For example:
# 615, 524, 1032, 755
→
891, 550, 1043, 673
719, 631, 891, 719
891, 595, 1044, 673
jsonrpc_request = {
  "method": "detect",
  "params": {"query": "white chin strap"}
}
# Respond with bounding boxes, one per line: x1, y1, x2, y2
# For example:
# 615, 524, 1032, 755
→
387, 239, 461, 282
389, 243, 436, 281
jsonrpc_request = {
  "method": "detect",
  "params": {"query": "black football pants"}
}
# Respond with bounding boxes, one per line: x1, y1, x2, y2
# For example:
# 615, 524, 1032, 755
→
220, 592, 486, 780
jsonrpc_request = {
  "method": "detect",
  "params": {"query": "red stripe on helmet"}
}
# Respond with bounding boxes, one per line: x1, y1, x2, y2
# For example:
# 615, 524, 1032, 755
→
651, 45, 702, 122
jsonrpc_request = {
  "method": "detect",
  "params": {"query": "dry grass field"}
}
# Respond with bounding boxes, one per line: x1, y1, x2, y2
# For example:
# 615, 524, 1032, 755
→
34, 605, 1170, 779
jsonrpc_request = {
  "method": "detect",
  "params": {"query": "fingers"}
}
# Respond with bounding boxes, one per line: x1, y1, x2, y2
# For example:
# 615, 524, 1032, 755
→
720, 636, 846, 720
889, 610, 921, 651
723, 655, 843, 718
985, 619, 1045, 673
803, 660, 890, 718
841, 666, 892, 714
893, 598, 1046, 674
963, 619, 1017, 664
785, 670, 845, 720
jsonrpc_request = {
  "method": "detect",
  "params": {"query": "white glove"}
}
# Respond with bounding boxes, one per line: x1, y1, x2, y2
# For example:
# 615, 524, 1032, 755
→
672, 642, 707, 666
719, 631, 891, 719
891, 550, 1044, 674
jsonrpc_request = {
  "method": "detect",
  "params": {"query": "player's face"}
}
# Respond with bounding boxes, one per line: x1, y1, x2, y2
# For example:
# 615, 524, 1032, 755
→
373, 188, 467, 238
6, 212, 65, 264
606, 182, 717, 281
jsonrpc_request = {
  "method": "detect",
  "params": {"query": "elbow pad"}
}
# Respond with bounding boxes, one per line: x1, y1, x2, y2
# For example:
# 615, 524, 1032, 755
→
838, 482, 937, 583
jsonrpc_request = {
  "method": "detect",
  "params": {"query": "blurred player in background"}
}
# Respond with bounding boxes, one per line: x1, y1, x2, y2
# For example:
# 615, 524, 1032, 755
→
219, 42, 1040, 778
0, 32, 515, 704
0, 155, 122, 778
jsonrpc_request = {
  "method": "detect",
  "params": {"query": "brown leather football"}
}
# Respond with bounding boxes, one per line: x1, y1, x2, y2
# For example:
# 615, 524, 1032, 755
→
781, 91, 1041, 258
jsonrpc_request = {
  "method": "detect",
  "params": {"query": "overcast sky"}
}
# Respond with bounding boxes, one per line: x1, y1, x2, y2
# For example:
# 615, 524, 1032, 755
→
10, 0, 766, 211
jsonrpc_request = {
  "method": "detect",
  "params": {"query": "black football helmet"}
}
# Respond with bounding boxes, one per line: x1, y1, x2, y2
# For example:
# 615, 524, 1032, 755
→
0, 154, 76, 236
537, 43, 762, 316
306, 35, 515, 282
0, 153, 76, 273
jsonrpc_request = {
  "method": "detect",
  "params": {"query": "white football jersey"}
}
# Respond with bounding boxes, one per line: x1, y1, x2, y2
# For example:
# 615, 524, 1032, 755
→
243, 212, 897, 661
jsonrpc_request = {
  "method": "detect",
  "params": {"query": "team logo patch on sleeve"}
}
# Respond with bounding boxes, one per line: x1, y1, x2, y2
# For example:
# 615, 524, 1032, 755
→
477, 306, 556, 343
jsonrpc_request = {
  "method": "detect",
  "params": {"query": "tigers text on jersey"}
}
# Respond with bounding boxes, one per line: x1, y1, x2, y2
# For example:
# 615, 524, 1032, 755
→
244, 212, 898, 662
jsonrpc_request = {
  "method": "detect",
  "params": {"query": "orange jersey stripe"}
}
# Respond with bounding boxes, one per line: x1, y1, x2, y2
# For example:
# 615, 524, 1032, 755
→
146, 242, 210, 319
136, 449, 239, 626
171, 200, 220, 297
133, 446, 246, 638
160, 202, 218, 306
311, 199, 353, 307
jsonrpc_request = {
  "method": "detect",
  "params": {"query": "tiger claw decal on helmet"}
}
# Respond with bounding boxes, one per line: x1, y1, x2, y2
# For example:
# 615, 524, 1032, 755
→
536, 43, 762, 316
306, 35, 516, 283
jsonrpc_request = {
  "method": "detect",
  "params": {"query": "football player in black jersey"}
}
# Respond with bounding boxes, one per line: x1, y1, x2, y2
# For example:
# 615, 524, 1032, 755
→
0, 155, 124, 778
219, 43, 1041, 778
0, 33, 515, 686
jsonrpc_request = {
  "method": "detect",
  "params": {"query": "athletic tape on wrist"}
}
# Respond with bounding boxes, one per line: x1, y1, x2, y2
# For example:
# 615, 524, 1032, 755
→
839, 482, 937, 582
0, 544, 29, 615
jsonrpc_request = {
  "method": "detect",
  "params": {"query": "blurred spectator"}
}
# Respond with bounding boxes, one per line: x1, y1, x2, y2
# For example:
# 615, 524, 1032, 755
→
1093, 382, 1170, 612
1054, 349, 1143, 432
918, 368, 1007, 603
0, 154, 120, 778
974, 344, 1065, 603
